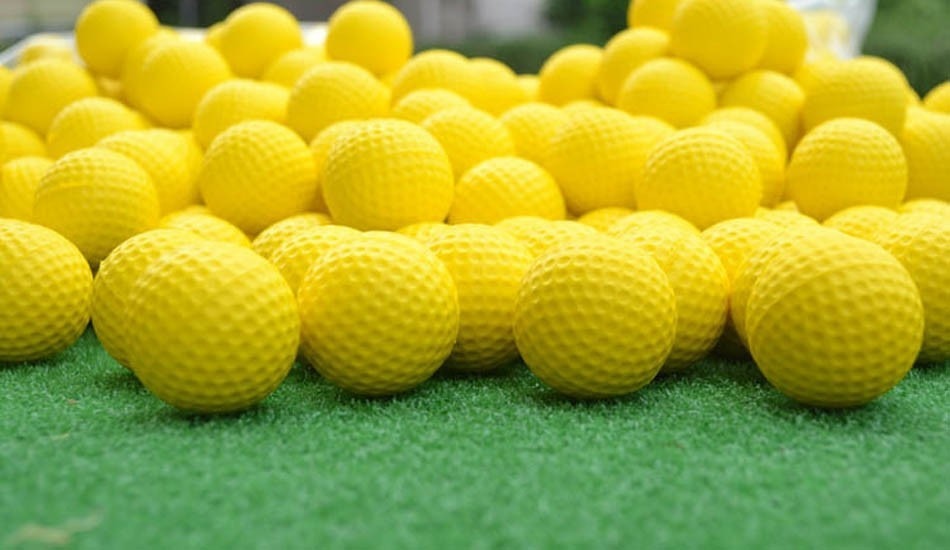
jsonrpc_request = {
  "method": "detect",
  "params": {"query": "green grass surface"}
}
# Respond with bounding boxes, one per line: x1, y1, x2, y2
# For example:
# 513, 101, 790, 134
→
2, 330, 949, 548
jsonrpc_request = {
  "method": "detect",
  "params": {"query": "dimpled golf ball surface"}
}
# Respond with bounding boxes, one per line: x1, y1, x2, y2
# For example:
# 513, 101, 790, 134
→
271, 225, 361, 295
198, 120, 318, 235
322, 119, 454, 231
730, 226, 834, 347
126, 241, 299, 413
422, 224, 533, 372
98, 129, 203, 215
746, 233, 924, 408
543, 107, 673, 214
0, 220, 92, 363
637, 127, 761, 229
616, 226, 729, 372
823, 206, 899, 241
449, 157, 566, 224
297, 232, 459, 396
786, 118, 908, 221
701, 218, 783, 283
92, 229, 202, 369
514, 235, 677, 399
33, 147, 160, 267
874, 213, 950, 364
251, 213, 332, 261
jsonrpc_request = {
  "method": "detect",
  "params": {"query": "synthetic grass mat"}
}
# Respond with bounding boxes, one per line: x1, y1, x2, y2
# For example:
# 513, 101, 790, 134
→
2, 329, 949, 549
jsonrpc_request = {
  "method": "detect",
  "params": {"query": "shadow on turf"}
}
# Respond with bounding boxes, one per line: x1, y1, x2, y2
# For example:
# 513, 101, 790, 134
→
431, 361, 524, 381
98, 367, 144, 393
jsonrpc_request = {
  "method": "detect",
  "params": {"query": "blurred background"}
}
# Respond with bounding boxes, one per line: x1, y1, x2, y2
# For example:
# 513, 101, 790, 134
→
0, 0, 946, 93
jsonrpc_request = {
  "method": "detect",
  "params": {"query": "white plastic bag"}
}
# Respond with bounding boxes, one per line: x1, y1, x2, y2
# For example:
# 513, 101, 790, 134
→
789, 0, 878, 58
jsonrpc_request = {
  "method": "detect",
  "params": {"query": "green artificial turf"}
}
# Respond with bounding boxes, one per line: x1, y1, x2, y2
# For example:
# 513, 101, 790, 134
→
2, 329, 949, 549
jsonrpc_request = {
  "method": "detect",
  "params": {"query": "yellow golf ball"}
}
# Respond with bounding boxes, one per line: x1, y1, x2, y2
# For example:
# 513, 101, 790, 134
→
0, 156, 52, 221
616, 225, 729, 372
92, 228, 203, 369
499, 102, 568, 165
746, 232, 923, 408
97, 129, 203, 215
33, 147, 160, 267
786, 118, 907, 221
251, 213, 333, 261
544, 107, 674, 214
0, 219, 92, 363
198, 120, 318, 235
298, 232, 460, 396
270, 225, 361, 295
325, 0, 413, 77
193, 79, 289, 150
126, 241, 299, 413
514, 235, 677, 399
322, 119, 454, 231
75, 0, 159, 77
824, 205, 899, 241
449, 157, 566, 225
422, 224, 533, 372
637, 127, 762, 229
286, 61, 389, 143
420, 106, 515, 178
873, 213, 950, 364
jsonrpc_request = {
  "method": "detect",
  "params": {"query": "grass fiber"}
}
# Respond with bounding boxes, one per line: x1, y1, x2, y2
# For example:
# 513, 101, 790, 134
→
1, 329, 949, 548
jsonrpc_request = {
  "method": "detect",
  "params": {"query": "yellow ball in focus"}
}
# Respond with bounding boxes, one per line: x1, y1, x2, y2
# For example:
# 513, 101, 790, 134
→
198, 120, 317, 235
92, 229, 202, 369
514, 235, 677, 399
323, 119, 454, 231
746, 232, 923, 408
126, 241, 299, 413
298, 232, 460, 396
786, 118, 907, 221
